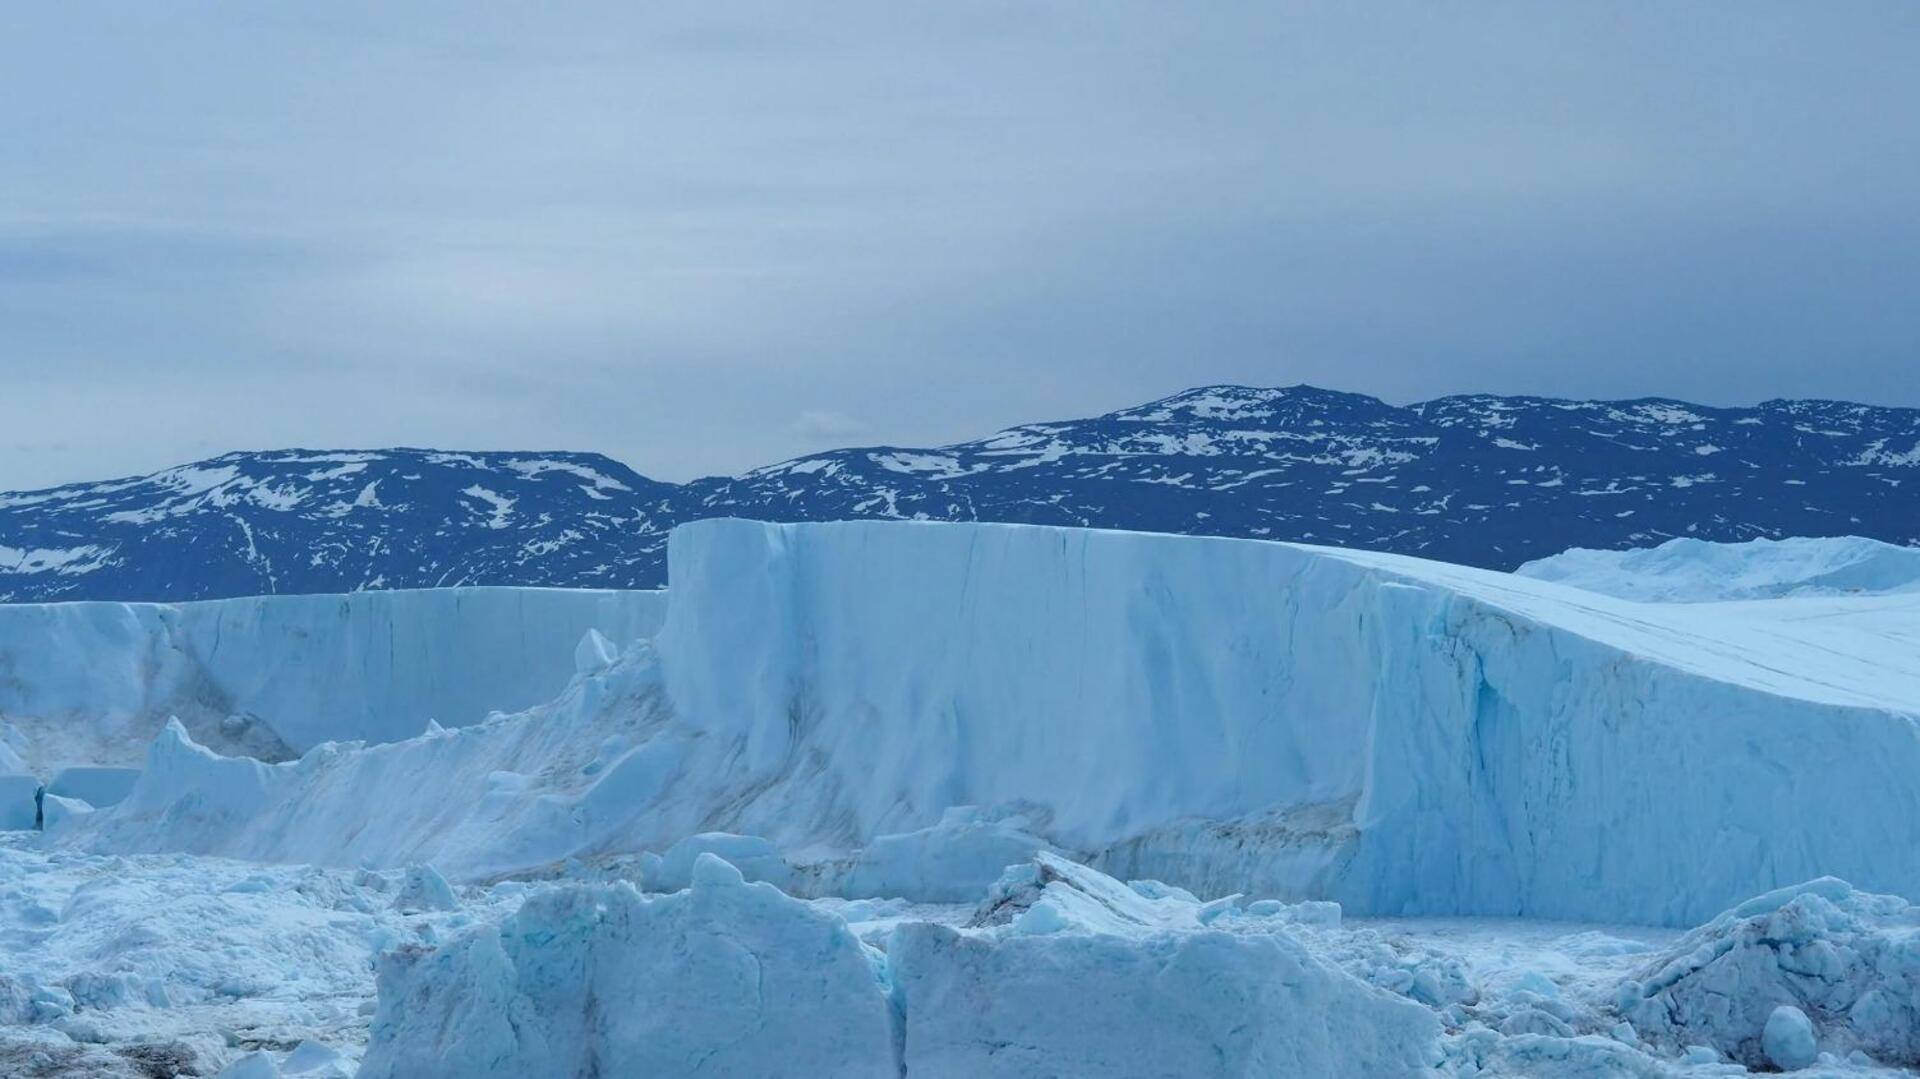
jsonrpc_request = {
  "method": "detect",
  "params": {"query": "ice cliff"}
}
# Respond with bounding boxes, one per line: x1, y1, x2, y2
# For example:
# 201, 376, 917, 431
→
52, 519, 1920, 927
0, 586, 665, 772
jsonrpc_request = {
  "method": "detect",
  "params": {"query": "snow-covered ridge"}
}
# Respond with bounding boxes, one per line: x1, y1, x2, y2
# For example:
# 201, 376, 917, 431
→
1519, 534, 1920, 602
0, 586, 666, 773
57, 520, 1920, 930
8, 385, 1920, 603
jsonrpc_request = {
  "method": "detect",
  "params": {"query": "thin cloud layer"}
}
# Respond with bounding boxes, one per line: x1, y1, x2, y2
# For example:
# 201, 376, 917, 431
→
2, 3, 1917, 490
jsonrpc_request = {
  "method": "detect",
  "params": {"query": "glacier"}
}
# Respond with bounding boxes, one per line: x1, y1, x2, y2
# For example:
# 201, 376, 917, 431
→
0, 585, 665, 773
50, 519, 1920, 927
11, 519, 1920, 1076
1519, 534, 1920, 602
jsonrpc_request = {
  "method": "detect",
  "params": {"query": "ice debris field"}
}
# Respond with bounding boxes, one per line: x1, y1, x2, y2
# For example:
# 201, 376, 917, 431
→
3, 520, 1919, 1077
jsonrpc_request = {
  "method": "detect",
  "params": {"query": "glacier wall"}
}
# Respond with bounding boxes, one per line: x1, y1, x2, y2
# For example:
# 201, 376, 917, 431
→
0, 586, 666, 772
657, 520, 1920, 926
55, 519, 1920, 927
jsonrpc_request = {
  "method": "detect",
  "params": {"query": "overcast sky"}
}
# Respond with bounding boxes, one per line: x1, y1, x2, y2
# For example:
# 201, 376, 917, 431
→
3, 3, 1917, 490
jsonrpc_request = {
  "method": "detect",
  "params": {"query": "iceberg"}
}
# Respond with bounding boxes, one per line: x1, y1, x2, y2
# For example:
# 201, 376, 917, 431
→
655, 519, 1920, 924
890, 854, 1440, 1078
0, 585, 665, 771
46, 765, 140, 809
1517, 534, 1920, 602
637, 832, 794, 893
356, 854, 899, 1079
1620, 877, 1920, 1069
48, 519, 1920, 928
0, 772, 39, 831
838, 806, 1055, 903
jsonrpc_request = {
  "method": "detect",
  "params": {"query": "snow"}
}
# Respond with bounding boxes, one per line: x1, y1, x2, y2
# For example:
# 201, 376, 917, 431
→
0, 586, 666, 772
0, 544, 115, 576
1518, 535, 1920, 601
458, 485, 515, 528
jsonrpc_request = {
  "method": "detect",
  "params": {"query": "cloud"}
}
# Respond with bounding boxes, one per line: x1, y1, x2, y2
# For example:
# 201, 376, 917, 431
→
790, 410, 872, 441
0, 3, 1916, 491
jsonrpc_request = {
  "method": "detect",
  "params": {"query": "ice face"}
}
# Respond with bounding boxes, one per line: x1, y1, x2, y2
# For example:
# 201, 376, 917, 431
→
45, 518, 1920, 930
0, 586, 665, 772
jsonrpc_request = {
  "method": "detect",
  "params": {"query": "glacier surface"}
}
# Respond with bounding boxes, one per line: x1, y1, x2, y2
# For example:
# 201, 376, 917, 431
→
1519, 535, 1920, 602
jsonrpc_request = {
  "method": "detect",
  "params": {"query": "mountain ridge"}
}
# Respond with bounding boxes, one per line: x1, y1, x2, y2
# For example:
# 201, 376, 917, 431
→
5, 384, 1917, 601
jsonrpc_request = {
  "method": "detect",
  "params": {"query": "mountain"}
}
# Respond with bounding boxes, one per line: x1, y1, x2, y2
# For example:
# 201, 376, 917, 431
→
0, 450, 677, 601
4, 385, 1918, 601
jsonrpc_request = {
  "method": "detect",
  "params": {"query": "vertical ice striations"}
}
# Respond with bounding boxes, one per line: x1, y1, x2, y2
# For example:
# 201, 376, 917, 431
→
655, 519, 1920, 926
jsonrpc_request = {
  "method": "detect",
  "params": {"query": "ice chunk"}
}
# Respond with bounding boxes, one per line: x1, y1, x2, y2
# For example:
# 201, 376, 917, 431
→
392, 864, 458, 912
47, 765, 141, 809
358, 861, 896, 1078
1763, 1004, 1818, 1071
839, 807, 1053, 902
216, 1050, 281, 1079
573, 627, 619, 674
0, 773, 41, 830
637, 832, 794, 893
281, 1041, 348, 1076
890, 854, 1439, 1078
1621, 877, 1920, 1068
39, 792, 93, 832
972, 851, 1208, 936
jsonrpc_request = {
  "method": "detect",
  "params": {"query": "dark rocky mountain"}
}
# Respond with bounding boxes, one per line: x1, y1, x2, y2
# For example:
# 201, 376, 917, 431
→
5, 386, 1917, 601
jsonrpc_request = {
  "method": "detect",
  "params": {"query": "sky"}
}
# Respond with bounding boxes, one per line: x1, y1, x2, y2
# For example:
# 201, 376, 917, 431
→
3, 3, 1918, 491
